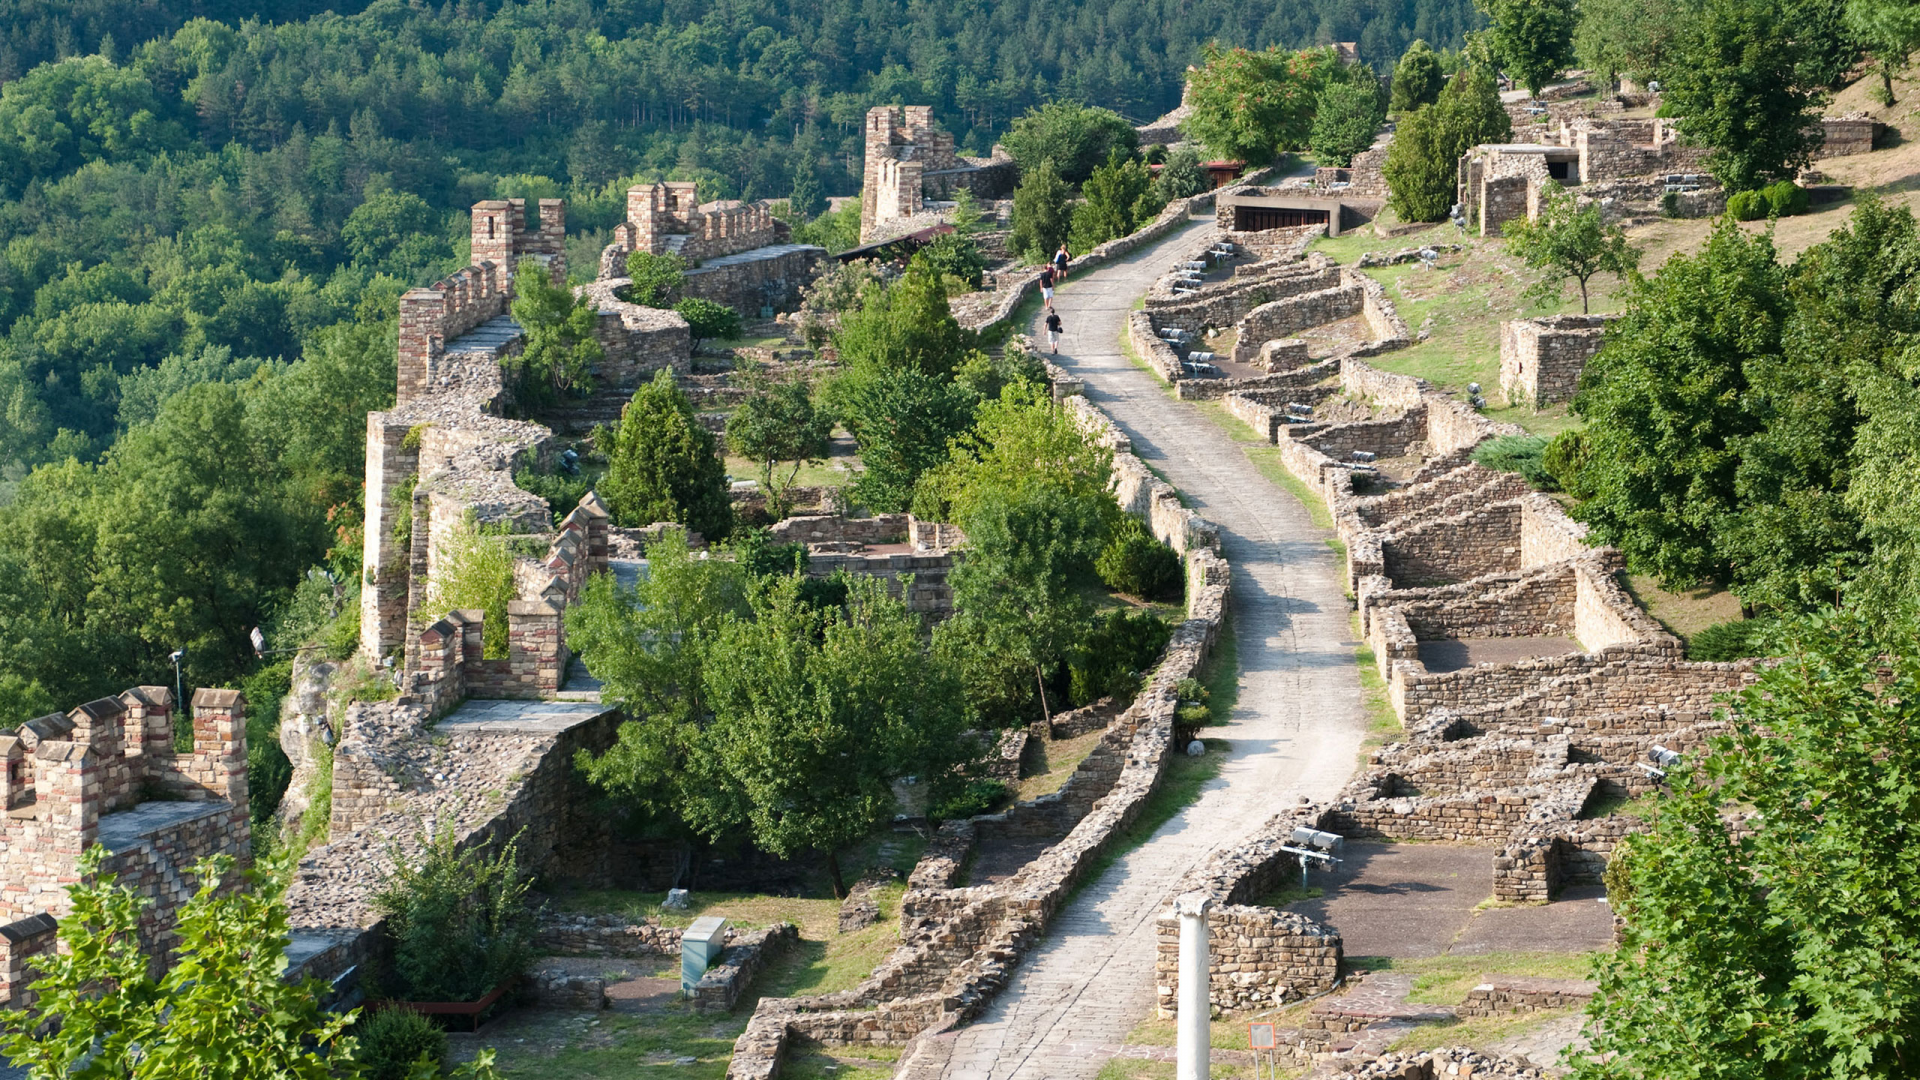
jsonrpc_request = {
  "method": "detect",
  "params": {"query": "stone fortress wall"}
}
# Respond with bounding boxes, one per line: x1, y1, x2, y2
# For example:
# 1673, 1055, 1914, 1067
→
860, 106, 1017, 243
0, 687, 253, 1008
595, 180, 828, 314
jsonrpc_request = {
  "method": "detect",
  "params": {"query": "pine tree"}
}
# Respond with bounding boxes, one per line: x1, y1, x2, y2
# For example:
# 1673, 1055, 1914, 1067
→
601, 370, 733, 540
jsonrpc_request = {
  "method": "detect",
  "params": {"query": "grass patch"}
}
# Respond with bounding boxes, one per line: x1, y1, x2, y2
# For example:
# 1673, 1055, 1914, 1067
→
1076, 738, 1228, 892
1352, 616, 1402, 757
1344, 950, 1602, 1007
782, 1045, 901, 1080
1197, 609, 1239, 725
457, 1005, 743, 1079
1187, 400, 1341, 535
721, 455, 850, 491
1621, 574, 1744, 645
1125, 1014, 1306, 1052
1579, 789, 1662, 820
1015, 727, 1108, 802
1251, 881, 1324, 906
1385, 1008, 1580, 1057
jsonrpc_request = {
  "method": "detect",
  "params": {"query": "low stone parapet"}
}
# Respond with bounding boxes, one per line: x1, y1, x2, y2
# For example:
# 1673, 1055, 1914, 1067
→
692, 923, 798, 1014
1457, 976, 1596, 1017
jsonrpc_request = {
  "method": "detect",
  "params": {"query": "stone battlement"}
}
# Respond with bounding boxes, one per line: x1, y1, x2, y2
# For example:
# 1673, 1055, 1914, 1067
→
861, 105, 1017, 243
0, 687, 252, 1005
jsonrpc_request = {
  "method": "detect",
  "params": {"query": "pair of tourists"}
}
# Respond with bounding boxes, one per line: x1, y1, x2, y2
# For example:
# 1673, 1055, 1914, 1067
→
1042, 243, 1070, 351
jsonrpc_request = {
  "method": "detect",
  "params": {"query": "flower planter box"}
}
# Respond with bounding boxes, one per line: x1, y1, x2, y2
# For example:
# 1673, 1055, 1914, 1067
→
378, 979, 516, 1033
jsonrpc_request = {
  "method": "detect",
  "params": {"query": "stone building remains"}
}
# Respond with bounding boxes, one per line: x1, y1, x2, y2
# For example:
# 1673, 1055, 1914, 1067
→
1458, 116, 1715, 235
860, 106, 1017, 243
1499, 313, 1618, 408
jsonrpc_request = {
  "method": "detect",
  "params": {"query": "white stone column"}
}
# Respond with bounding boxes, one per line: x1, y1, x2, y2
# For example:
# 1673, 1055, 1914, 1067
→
1175, 891, 1213, 1080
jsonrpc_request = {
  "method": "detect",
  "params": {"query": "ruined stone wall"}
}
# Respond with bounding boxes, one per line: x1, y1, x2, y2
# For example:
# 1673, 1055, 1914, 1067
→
682, 246, 829, 314
1382, 500, 1524, 585
1499, 314, 1614, 407
0, 914, 56, 1010
693, 924, 798, 1014
1819, 115, 1880, 157
1301, 409, 1430, 462
576, 278, 692, 381
0, 689, 250, 1001
1153, 806, 1343, 1015
1145, 262, 1343, 330
1228, 283, 1364, 363
396, 263, 511, 409
621, 182, 788, 262
805, 550, 959, 617
1153, 907, 1342, 1014
767, 514, 909, 545
1394, 564, 1578, 641
288, 701, 624, 994
470, 199, 566, 287
1480, 174, 1531, 236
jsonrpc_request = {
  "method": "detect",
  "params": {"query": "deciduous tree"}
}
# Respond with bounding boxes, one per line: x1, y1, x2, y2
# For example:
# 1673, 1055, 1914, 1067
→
1010, 158, 1073, 264
1663, 0, 1826, 191
1310, 79, 1386, 166
1502, 182, 1641, 311
1478, 0, 1576, 97
726, 367, 833, 520
1577, 610, 1920, 1080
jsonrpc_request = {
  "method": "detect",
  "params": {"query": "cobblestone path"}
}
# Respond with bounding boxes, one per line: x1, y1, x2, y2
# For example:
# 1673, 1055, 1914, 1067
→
934, 219, 1369, 1079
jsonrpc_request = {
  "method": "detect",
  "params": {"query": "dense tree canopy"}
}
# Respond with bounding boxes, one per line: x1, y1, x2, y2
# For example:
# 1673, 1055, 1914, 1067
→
1579, 610, 1920, 1080
1558, 198, 1920, 621
1478, 0, 1575, 96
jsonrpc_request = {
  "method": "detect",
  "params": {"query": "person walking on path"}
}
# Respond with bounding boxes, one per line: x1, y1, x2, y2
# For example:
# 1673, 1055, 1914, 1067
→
1052, 243, 1072, 280
1045, 309, 1064, 353
1039, 264, 1055, 306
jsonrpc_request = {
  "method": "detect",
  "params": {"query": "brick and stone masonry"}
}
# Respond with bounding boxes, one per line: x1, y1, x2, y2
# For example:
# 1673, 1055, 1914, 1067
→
1500, 314, 1617, 408
860, 106, 1016, 242
0, 687, 252, 1005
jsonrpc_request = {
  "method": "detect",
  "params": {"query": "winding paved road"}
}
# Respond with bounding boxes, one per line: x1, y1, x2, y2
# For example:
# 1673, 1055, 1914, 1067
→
935, 219, 1368, 1079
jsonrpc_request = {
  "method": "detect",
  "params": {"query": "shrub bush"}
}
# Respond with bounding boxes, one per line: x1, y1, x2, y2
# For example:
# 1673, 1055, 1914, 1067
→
1687, 618, 1776, 661
1471, 434, 1556, 490
1541, 429, 1594, 498
1727, 189, 1766, 222
1096, 516, 1184, 600
371, 824, 534, 1004
1762, 179, 1809, 217
1068, 608, 1172, 707
354, 1008, 447, 1080
931, 777, 1008, 821
675, 297, 743, 344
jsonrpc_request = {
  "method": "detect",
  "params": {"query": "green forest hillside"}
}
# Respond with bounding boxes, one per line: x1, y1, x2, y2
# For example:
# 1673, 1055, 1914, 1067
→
0, 0, 1478, 728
